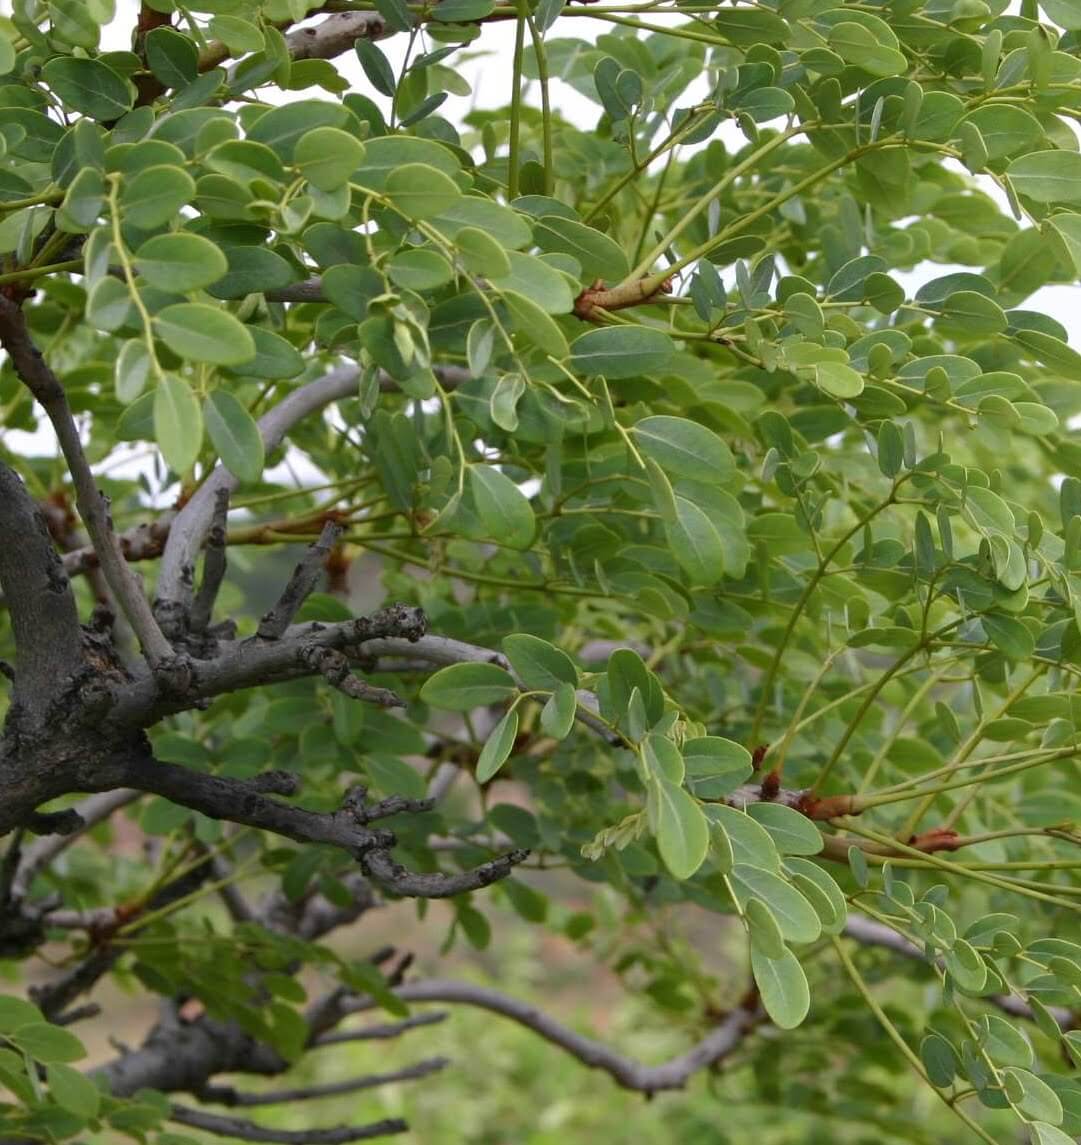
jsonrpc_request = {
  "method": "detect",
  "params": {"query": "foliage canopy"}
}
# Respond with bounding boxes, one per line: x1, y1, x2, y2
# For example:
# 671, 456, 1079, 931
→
0, 0, 1080, 1142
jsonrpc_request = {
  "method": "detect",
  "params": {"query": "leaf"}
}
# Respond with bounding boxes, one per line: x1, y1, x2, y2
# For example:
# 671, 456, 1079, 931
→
745, 897, 786, 959
665, 496, 725, 586
295, 127, 365, 191
476, 709, 519, 783
115, 339, 152, 404
501, 290, 569, 358
145, 26, 199, 88
455, 226, 512, 277
982, 613, 1035, 660
0, 997, 45, 1033
533, 216, 629, 281
570, 327, 676, 379
632, 416, 734, 484
944, 938, 988, 993
683, 737, 753, 798
1008, 151, 1081, 205
828, 22, 907, 77
154, 375, 203, 474
420, 662, 517, 710
491, 373, 525, 431
356, 38, 397, 97
387, 249, 454, 291
750, 945, 810, 1029
385, 163, 461, 219
746, 804, 823, 856
649, 776, 709, 879
154, 304, 256, 366
11, 1023, 86, 1063
784, 858, 847, 934
730, 865, 821, 944
47, 1063, 100, 1119
41, 57, 133, 121
1003, 1068, 1063, 1125
920, 1033, 961, 1087
120, 165, 196, 230
205, 390, 264, 483
489, 250, 574, 315
704, 804, 781, 872
503, 634, 578, 690
469, 464, 536, 550
540, 682, 577, 739
135, 233, 228, 293
815, 361, 864, 399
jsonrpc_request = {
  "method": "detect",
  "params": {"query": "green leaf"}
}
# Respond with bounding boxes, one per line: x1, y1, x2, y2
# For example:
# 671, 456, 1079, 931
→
982, 613, 1035, 660
920, 1033, 961, 1087
665, 496, 725, 586
145, 26, 199, 89
649, 776, 709, 879
205, 390, 264, 483
784, 858, 847, 934
683, 737, 753, 798
154, 304, 256, 366
1003, 1068, 1063, 1125
115, 339, 152, 404
47, 1063, 100, 1119
540, 682, 577, 739
750, 945, 810, 1029
135, 233, 228, 293
154, 375, 203, 474
501, 290, 569, 358
633, 416, 735, 484
730, 865, 821, 944
469, 464, 536, 550
476, 708, 519, 783
944, 938, 988, 993
745, 897, 786, 959
455, 226, 512, 277
295, 127, 365, 191
533, 216, 629, 281
11, 1023, 86, 1063
385, 163, 461, 219
356, 38, 397, 97
0, 997, 45, 1033
503, 634, 578, 690
420, 662, 517, 710
120, 165, 196, 229
704, 804, 780, 871
387, 248, 454, 291
828, 22, 907, 77
746, 804, 823, 856
1008, 151, 1081, 205
570, 327, 676, 379
815, 361, 864, 399
41, 57, 133, 121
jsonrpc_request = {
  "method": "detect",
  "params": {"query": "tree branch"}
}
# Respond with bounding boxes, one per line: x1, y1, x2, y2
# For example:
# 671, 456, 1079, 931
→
155, 365, 362, 633
0, 299, 173, 666
168, 1106, 406, 1143
195, 1058, 447, 1107
342, 980, 761, 1094
312, 1012, 448, 1047
190, 488, 231, 635
0, 463, 86, 726
285, 12, 389, 62
258, 521, 343, 639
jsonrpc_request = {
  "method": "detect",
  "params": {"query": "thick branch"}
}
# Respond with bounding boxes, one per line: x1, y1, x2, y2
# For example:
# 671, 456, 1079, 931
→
285, 12, 389, 61
0, 299, 172, 665
0, 463, 85, 725
343, 980, 759, 1093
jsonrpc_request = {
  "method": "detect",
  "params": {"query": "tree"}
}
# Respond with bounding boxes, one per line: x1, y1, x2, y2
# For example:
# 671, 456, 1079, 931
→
0, 0, 1080, 1140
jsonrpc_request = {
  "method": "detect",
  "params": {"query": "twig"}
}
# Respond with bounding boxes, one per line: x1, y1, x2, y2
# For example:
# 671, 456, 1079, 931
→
258, 521, 343, 639
313, 1012, 448, 1046
169, 1104, 406, 1143
344, 980, 760, 1094
300, 647, 405, 708
190, 488, 231, 634
196, 1058, 447, 1107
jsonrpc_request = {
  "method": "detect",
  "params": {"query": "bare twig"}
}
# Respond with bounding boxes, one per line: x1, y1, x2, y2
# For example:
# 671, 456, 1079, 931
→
196, 1058, 447, 1107
169, 1104, 406, 1143
342, 980, 760, 1093
190, 488, 231, 634
312, 1012, 448, 1047
258, 521, 343, 640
